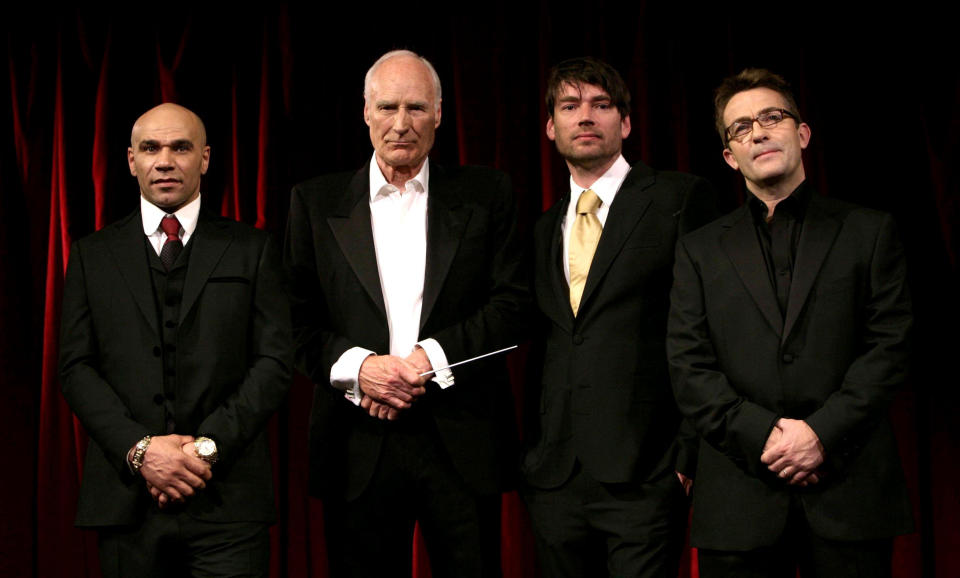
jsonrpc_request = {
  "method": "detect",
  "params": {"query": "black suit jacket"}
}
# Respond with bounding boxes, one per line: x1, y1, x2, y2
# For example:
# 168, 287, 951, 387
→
60, 209, 292, 527
522, 162, 717, 489
284, 161, 528, 500
667, 192, 913, 549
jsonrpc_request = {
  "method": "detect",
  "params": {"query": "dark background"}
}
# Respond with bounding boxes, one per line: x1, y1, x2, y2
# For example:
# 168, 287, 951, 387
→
3, 4, 957, 577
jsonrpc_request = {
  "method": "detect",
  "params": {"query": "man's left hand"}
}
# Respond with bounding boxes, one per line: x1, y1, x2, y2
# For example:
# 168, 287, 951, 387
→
405, 346, 432, 376
146, 440, 215, 508
760, 418, 825, 485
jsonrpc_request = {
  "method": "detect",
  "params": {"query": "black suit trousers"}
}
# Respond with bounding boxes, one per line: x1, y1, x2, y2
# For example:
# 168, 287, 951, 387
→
97, 508, 269, 578
323, 419, 501, 578
524, 463, 688, 578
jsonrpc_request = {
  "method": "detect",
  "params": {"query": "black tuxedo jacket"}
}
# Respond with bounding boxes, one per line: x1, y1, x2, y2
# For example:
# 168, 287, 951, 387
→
522, 162, 717, 489
668, 192, 914, 549
59, 209, 292, 527
284, 161, 529, 500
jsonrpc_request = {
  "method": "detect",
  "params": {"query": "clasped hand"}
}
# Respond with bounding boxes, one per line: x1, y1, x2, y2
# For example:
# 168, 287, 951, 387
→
138, 434, 212, 508
760, 418, 825, 486
358, 349, 430, 421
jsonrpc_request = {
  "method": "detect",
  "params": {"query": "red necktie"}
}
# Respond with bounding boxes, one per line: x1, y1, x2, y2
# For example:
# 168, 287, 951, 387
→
159, 216, 182, 271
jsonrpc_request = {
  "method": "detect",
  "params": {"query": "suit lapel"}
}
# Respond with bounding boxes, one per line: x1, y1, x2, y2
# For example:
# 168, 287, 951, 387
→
536, 197, 574, 332
327, 165, 387, 318
107, 210, 159, 334
421, 164, 471, 333
721, 207, 784, 337
180, 211, 232, 323
782, 197, 841, 341
577, 166, 653, 315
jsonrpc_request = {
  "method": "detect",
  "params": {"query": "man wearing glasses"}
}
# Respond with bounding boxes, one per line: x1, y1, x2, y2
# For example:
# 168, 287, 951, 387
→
667, 68, 913, 576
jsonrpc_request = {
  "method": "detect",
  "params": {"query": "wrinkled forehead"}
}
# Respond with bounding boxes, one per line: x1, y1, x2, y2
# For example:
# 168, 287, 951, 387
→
131, 107, 206, 146
368, 59, 437, 102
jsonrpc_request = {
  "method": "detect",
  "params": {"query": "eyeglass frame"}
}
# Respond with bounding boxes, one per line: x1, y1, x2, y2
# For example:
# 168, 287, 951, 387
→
724, 108, 799, 144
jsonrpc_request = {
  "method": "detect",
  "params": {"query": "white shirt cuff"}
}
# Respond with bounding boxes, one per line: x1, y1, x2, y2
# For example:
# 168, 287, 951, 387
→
330, 347, 375, 405
417, 338, 455, 388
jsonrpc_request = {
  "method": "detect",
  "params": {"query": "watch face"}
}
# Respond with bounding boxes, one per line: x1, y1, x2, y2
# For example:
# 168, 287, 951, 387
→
197, 439, 216, 456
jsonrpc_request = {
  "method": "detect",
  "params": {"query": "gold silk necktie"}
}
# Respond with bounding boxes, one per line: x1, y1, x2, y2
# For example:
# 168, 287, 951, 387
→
568, 189, 602, 316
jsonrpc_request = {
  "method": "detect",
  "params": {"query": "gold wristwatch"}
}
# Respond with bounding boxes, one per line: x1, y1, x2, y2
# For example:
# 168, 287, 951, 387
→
130, 435, 152, 472
194, 436, 219, 465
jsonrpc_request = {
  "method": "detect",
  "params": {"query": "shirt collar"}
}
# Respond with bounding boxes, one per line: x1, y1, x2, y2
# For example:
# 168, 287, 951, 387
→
568, 154, 631, 208
369, 153, 429, 202
141, 193, 201, 237
748, 180, 810, 224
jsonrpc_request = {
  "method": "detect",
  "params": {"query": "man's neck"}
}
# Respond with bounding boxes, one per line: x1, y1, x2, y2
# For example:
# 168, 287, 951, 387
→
747, 172, 804, 221
566, 155, 620, 191
376, 155, 426, 189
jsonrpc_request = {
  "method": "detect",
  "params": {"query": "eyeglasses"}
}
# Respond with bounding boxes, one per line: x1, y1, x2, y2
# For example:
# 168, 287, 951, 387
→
725, 108, 798, 143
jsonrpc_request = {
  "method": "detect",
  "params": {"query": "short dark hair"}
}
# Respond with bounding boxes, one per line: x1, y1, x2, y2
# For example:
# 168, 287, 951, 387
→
545, 57, 631, 119
714, 68, 802, 147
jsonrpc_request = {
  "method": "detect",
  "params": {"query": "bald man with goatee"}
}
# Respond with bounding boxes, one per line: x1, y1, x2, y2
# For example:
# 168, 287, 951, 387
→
60, 103, 292, 577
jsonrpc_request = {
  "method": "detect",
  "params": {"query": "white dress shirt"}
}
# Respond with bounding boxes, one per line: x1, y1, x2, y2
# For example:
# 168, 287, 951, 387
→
330, 155, 453, 404
562, 155, 632, 284
141, 193, 201, 253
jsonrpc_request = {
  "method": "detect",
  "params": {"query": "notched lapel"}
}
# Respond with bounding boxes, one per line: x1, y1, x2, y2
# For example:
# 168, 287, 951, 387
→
721, 209, 784, 337
107, 212, 159, 334
577, 172, 653, 315
421, 172, 470, 332
328, 171, 387, 318
180, 214, 232, 323
782, 202, 841, 341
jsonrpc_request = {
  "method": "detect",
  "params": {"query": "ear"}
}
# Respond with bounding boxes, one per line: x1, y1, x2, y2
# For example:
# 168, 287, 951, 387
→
546, 116, 556, 141
722, 147, 740, 172
797, 122, 811, 150
620, 114, 631, 140
127, 147, 137, 176
363, 101, 371, 127
200, 145, 211, 175
434, 99, 442, 128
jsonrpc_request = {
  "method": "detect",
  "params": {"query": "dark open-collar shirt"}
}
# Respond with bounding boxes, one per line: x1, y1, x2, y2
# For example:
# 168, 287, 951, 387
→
747, 181, 811, 317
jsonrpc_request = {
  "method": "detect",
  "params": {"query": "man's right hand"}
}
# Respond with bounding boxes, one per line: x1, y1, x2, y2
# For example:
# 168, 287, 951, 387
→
358, 355, 426, 410
135, 434, 212, 505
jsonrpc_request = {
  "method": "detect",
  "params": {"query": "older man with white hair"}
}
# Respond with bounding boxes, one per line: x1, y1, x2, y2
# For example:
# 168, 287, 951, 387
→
284, 50, 528, 578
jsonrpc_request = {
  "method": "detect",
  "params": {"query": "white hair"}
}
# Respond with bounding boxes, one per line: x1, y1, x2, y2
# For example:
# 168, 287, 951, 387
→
363, 49, 442, 111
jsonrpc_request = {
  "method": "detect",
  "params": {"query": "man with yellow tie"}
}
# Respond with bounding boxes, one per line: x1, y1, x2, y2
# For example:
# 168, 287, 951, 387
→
521, 57, 718, 577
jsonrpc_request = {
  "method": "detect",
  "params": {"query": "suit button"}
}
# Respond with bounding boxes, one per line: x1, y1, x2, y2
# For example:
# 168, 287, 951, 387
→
782, 353, 794, 363
573, 335, 584, 345
165, 320, 177, 329
153, 394, 164, 405
153, 346, 161, 357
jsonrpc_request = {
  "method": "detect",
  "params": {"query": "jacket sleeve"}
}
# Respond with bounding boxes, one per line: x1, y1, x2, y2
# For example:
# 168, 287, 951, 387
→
420, 171, 532, 371
195, 235, 293, 468
803, 213, 912, 463
59, 241, 150, 473
667, 237, 780, 476
284, 184, 363, 386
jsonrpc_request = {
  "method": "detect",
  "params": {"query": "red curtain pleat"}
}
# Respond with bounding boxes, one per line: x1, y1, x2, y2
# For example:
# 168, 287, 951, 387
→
35, 35, 100, 578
